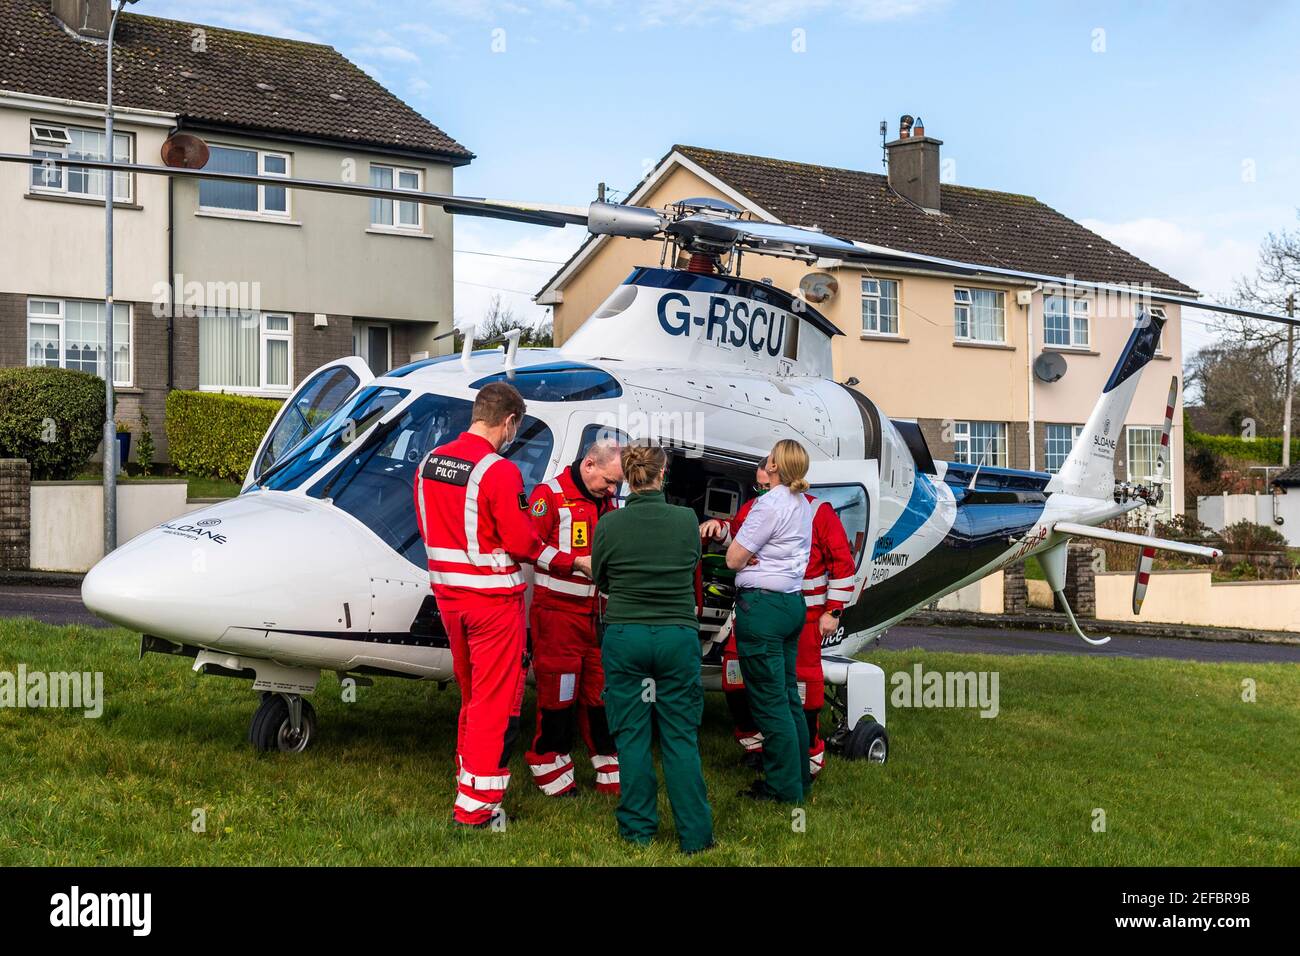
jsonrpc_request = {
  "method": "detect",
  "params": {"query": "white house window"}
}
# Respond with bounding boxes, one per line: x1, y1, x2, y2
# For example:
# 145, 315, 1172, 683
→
1148, 305, 1167, 354
199, 310, 294, 392
954, 287, 1006, 343
1127, 425, 1172, 517
953, 420, 1008, 467
1044, 423, 1084, 473
199, 146, 291, 217
26, 298, 132, 386
29, 123, 132, 202
861, 278, 900, 335
370, 164, 422, 229
1044, 295, 1090, 348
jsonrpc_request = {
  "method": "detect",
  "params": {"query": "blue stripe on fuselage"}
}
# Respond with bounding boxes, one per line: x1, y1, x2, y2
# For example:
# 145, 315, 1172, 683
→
872, 472, 940, 559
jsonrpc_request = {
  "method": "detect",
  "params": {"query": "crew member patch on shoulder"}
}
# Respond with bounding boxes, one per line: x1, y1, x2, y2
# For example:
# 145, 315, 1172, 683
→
519, 492, 530, 510
422, 455, 473, 485
530, 497, 548, 517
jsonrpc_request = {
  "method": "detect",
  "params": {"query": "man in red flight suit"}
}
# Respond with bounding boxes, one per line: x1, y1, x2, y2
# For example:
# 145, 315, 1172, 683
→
701, 465, 856, 780
524, 439, 624, 797
414, 382, 591, 828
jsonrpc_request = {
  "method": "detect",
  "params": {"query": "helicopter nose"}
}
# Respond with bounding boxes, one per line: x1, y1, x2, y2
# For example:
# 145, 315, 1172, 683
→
81, 493, 385, 646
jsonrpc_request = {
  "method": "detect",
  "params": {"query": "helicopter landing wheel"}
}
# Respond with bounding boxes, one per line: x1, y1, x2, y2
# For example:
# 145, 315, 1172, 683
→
841, 716, 889, 764
249, 693, 316, 753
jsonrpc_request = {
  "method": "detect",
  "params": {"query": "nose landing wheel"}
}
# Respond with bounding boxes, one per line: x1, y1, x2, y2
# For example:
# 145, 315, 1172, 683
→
249, 693, 317, 753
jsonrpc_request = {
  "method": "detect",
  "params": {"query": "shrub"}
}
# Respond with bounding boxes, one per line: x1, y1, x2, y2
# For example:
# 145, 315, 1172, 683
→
1219, 519, 1288, 554
166, 390, 282, 481
0, 366, 106, 480
137, 410, 155, 477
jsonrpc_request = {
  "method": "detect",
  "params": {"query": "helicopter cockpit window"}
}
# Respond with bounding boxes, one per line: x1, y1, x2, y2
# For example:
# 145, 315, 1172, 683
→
306, 394, 555, 568
257, 386, 408, 492
256, 364, 360, 478
470, 363, 622, 402
808, 483, 869, 569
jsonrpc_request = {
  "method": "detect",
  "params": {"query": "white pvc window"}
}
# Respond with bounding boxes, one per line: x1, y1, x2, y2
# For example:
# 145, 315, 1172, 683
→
954, 287, 1006, 343
1045, 295, 1090, 348
26, 297, 132, 386
953, 420, 1008, 467
199, 310, 294, 392
1044, 423, 1084, 473
29, 123, 132, 202
861, 278, 900, 335
370, 164, 422, 229
1127, 425, 1172, 518
199, 146, 291, 217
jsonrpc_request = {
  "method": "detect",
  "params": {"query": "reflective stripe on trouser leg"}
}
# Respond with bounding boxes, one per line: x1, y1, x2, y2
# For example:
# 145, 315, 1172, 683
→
441, 596, 527, 825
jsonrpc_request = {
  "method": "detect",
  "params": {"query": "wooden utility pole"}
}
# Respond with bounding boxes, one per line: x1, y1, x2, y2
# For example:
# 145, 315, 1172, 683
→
1284, 292, 1296, 468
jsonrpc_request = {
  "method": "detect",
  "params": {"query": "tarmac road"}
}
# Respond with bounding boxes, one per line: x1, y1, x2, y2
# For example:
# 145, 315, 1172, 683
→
2, 584, 1299, 664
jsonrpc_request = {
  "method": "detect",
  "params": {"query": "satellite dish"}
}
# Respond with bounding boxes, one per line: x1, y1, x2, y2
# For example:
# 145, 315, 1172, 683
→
799, 272, 839, 304
161, 132, 211, 170
1033, 351, 1068, 383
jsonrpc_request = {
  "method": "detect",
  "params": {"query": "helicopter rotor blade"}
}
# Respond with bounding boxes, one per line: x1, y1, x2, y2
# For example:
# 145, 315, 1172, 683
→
0, 152, 589, 228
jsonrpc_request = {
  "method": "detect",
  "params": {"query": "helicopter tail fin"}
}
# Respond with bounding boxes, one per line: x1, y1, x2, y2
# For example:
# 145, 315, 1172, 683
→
1045, 309, 1168, 500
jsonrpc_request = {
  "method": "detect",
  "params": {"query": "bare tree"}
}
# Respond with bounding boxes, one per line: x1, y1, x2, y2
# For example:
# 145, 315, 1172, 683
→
453, 294, 554, 351
1190, 215, 1299, 445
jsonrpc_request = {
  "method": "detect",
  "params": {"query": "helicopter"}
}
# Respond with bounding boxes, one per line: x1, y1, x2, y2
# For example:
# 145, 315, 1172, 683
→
8, 143, 1288, 758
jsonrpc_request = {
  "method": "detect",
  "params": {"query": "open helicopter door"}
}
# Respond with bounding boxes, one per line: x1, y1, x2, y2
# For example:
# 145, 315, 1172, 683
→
242, 356, 374, 491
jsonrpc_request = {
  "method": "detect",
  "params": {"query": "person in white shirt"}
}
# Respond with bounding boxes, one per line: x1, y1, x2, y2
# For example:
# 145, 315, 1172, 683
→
724, 438, 814, 802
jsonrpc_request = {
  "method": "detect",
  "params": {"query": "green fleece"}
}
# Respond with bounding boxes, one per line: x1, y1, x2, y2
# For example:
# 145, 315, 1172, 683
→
591, 490, 701, 629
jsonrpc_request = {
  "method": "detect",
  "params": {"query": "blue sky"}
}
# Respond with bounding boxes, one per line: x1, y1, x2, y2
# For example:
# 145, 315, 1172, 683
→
144, 0, 1300, 353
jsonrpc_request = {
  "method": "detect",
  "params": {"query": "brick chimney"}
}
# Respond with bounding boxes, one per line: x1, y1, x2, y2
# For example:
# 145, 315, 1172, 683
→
50, 0, 111, 40
885, 114, 943, 213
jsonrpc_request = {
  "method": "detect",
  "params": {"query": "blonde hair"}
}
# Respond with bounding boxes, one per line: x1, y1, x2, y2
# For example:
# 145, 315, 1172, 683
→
770, 439, 810, 494
621, 443, 666, 492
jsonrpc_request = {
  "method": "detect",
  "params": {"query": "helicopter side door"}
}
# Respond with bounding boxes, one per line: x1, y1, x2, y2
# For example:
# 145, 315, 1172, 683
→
243, 356, 373, 490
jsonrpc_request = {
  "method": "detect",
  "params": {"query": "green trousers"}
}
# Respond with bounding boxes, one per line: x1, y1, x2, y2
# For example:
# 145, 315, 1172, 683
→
734, 588, 810, 802
602, 623, 713, 852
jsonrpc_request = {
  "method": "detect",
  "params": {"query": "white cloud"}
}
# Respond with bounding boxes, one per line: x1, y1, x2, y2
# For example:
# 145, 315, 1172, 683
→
1080, 217, 1259, 302
353, 44, 422, 64
1080, 216, 1264, 355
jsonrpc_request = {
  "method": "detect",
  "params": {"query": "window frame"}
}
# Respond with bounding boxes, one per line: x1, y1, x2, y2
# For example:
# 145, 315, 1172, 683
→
1043, 423, 1085, 473
1044, 294, 1091, 349
28, 122, 133, 203
198, 145, 293, 219
953, 286, 1007, 344
861, 277, 901, 336
369, 163, 424, 231
1126, 424, 1172, 517
953, 420, 1008, 467
26, 296, 133, 387
198, 309, 295, 395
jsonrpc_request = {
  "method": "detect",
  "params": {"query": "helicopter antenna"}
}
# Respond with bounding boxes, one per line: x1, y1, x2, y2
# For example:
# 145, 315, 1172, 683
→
459, 321, 477, 369
967, 435, 995, 491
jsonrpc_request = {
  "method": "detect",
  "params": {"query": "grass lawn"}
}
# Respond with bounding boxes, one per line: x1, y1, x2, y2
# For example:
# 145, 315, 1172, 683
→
73, 472, 241, 499
1, 618, 1296, 866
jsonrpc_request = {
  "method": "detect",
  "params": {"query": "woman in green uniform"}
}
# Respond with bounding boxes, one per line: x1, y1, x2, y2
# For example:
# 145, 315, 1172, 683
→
726, 438, 814, 803
592, 443, 713, 854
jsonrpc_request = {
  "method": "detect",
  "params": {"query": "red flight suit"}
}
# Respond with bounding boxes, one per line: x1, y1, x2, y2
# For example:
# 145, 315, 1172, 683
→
523, 466, 619, 796
717, 493, 856, 778
415, 431, 575, 826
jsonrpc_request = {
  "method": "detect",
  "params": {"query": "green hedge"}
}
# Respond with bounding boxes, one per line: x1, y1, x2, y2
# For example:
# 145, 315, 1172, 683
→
1184, 427, 1300, 465
0, 366, 107, 480
166, 390, 282, 481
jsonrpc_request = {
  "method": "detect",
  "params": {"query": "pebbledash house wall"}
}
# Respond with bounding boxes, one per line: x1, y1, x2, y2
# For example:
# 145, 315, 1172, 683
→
0, 99, 453, 464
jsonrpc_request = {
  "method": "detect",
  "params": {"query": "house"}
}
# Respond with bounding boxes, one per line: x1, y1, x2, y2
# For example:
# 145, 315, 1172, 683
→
0, 0, 472, 460
537, 124, 1196, 515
